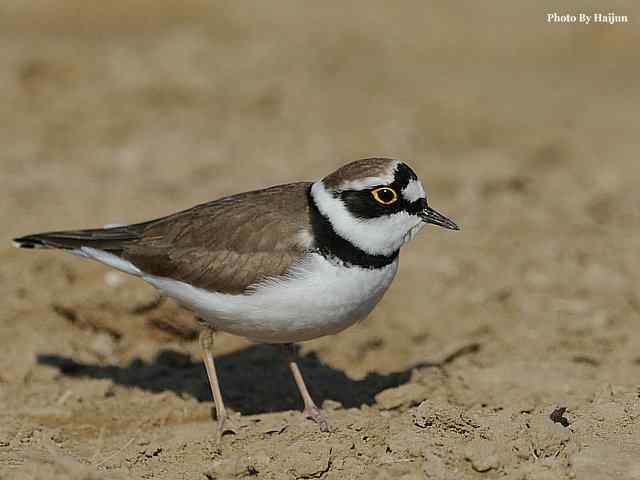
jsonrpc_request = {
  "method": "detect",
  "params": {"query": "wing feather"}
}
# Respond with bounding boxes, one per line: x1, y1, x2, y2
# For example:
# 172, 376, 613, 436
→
123, 182, 314, 293
14, 182, 315, 294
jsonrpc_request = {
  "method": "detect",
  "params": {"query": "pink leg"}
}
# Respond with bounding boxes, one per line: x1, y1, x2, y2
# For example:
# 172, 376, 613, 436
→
199, 328, 238, 441
282, 344, 330, 432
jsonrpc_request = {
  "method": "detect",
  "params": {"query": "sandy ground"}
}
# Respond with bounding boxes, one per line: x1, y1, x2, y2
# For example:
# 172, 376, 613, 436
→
1, 2, 639, 479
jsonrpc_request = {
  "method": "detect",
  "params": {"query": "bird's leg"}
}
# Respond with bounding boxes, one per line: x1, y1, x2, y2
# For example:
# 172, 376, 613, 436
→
280, 344, 330, 432
199, 327, 237, 441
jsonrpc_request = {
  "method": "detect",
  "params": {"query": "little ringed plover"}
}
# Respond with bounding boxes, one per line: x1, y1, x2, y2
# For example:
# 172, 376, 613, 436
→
13, 157, 459, 439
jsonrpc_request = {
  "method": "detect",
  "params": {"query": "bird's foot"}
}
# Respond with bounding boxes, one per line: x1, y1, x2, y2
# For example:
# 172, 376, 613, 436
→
303, 405, 330, 432
215, 413, 239, 443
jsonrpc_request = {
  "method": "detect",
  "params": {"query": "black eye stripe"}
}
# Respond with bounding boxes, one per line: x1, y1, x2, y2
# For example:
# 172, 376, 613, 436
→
340, 189, 403, 218
337, 163, 423, 219
406, 197, 427, 215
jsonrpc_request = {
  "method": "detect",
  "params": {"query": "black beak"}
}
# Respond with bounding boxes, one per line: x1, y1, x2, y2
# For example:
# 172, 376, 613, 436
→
419, 206, 460, 230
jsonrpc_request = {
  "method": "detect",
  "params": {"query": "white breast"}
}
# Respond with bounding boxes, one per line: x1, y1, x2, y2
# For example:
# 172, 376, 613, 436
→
143, 253, 399, 343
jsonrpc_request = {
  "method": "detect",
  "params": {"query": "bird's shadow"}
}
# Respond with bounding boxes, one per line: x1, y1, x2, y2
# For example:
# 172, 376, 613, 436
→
37, 344, 444, 415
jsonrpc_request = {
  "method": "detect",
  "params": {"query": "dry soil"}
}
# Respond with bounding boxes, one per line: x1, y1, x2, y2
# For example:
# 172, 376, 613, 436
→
1, 2, 639, 479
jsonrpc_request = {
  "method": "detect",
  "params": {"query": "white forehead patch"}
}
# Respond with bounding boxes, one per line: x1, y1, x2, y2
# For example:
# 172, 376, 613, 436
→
337, 160, 400, 191
402, 179, 425, 203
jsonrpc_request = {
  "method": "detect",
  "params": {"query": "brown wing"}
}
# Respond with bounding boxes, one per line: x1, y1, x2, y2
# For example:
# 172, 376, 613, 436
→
121, 182, 314, 293
15, 182, 315, 294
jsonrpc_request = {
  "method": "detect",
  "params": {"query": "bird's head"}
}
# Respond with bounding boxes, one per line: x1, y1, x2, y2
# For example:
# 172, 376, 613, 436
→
311, 158, 459, 257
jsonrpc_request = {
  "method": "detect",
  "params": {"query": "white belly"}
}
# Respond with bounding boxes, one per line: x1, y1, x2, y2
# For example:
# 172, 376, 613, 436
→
143, 253, 399, 343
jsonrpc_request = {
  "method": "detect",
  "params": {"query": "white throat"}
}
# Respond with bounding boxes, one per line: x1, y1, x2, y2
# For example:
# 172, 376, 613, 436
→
310, 181, 425, 257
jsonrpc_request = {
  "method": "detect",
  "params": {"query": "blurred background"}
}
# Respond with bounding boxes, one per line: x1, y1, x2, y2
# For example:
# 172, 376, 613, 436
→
1, 1, 639, 479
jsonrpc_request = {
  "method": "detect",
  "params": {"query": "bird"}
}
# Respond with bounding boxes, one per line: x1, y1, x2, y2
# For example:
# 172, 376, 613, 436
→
13, 157, 459, 440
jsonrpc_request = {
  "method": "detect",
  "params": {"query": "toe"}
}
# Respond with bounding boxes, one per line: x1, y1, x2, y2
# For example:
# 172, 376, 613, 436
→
304, 405, 330, 432
216, 415, 240, 443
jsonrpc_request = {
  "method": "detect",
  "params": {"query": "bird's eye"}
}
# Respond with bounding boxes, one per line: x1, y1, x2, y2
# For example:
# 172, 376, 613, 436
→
371, 187, 398, 205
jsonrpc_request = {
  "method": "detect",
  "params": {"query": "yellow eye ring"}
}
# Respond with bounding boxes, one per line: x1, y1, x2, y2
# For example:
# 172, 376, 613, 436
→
371, 187, 398, 205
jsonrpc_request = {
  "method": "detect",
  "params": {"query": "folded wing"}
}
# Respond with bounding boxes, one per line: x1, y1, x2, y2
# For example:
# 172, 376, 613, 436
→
14, 182, 314, 294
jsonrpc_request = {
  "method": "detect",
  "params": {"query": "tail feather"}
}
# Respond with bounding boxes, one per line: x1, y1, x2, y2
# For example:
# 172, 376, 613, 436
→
13, 226, 142, 252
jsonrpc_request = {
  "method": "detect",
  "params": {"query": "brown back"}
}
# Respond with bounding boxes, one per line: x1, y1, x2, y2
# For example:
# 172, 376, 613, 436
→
122, 182, 314, 293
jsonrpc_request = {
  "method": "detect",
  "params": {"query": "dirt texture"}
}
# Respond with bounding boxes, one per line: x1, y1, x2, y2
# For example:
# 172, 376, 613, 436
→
1, 2, 639, 479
